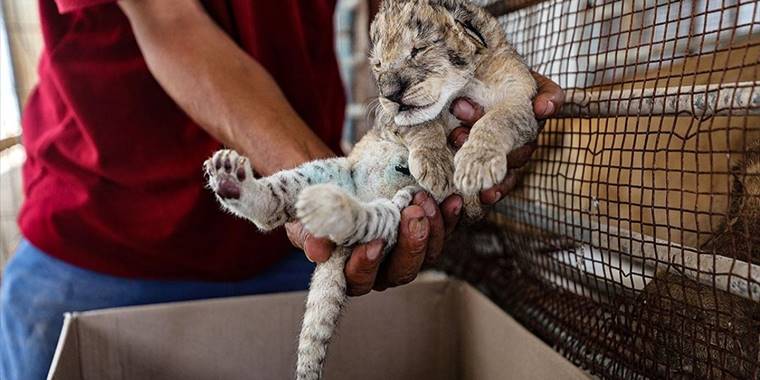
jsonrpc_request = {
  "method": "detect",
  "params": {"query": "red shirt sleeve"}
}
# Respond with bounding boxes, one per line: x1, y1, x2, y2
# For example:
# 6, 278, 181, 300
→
55, 0, 115, 13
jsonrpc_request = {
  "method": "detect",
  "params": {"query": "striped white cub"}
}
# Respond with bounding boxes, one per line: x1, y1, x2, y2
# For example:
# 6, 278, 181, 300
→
205, 131, 478, 380
371, 0, 538, 199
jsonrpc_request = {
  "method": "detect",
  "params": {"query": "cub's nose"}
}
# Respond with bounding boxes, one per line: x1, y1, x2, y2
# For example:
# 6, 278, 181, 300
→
385, 87, 405, 104
379, 75, 409, 105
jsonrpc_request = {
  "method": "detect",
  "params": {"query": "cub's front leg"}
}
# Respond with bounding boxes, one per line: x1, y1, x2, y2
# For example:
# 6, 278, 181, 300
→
400, 122, 454, 202
454, 75, 538, 195
204, 149, 352, 230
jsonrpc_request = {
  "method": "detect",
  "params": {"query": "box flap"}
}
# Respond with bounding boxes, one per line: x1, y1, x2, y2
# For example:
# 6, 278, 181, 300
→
51, 279, 457, 380
455, 283, 589, 379
48, 313, 82, 380
48, 278, 588, 380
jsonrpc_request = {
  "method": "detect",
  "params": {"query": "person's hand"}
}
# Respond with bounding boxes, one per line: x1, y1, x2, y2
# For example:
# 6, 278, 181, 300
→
448, 71, 563, 204
285, 72, 562, 296
285, 190, 462, 296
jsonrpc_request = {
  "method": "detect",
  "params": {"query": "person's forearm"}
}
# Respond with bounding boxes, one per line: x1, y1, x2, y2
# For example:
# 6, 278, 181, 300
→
118, 0, 333, 175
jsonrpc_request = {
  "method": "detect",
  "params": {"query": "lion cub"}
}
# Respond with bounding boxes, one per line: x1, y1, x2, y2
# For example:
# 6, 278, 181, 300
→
371, 0, 538, 198
205, 133, 424, 380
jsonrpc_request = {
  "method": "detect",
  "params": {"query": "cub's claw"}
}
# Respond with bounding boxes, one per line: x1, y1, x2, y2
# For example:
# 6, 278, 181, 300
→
454, 145, 508, 196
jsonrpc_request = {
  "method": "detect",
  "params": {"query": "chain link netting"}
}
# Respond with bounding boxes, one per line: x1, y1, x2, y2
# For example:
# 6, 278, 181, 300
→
439, 1, 760, 378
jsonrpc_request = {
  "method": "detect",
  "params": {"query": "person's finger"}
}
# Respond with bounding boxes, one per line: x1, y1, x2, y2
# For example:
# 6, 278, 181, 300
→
285, 222, 308, 249
303, 235, 334, 263
440, 194, 463, 236
506, 141, 538, 169
449, 98, 485, 127
285, 222, 332, 263
480, 171, 520, 205
531, 71, 564, 119
377, 205, 429, 287
447, 127, 470, 150
414, 192, 444, 264
344, 240, 384, 297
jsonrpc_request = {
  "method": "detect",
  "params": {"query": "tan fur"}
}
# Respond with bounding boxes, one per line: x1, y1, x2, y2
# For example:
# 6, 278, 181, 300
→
370, 0, 538, 199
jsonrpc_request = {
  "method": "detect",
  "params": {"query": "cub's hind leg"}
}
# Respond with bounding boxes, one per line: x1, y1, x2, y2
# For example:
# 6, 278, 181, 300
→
296, 184, 420, 246
205, 149, 352, 230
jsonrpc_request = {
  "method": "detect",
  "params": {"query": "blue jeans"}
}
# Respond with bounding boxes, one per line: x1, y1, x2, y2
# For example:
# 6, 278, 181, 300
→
0, 239, 314, 380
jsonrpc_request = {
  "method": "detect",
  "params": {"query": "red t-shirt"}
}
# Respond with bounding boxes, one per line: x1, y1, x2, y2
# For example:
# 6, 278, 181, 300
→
19, 0, 345, 280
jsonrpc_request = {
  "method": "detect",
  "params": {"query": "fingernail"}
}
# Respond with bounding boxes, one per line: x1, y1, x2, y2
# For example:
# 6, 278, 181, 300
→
452, 100, 475, 120
409, 217, 428, 240
484, 191, 501, 205
303, 237, 315, 262
455, 132, 468, 147
453, 198, 462, 216
537, 100, 555, 118
545, 101, 555, 116
422, 197, 437, 217
414, 191, 428, 204
366, 242, 382, 262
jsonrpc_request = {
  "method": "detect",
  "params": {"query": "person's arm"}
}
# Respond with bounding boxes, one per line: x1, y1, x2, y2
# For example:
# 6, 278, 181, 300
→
117, 0, 333, 175
118, 0, 442, 295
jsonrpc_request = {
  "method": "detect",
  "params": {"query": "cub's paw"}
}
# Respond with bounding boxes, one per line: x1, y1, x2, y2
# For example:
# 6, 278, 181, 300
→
296, 184, 358, 244
454, 144, 507, 196
409, 148, 454, 202
204, 149, 254, 205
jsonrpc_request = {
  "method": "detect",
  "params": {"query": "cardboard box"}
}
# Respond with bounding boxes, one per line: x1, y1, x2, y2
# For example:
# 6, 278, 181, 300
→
48, 277, 590, 380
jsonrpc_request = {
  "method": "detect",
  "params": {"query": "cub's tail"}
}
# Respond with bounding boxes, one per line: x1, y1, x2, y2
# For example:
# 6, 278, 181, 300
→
295, 246, 351, 380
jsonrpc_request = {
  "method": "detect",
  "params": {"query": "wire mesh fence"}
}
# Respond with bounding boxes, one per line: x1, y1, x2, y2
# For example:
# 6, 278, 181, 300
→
439, 0, 760, 378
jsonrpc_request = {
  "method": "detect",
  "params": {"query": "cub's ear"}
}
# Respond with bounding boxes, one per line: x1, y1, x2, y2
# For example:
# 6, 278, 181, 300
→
430, 0, 488, 48
456, 19, 487, 48
379, 0, 414, 11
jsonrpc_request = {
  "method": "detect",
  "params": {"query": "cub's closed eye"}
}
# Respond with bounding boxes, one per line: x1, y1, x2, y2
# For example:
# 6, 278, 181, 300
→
394, 165, 411, 176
